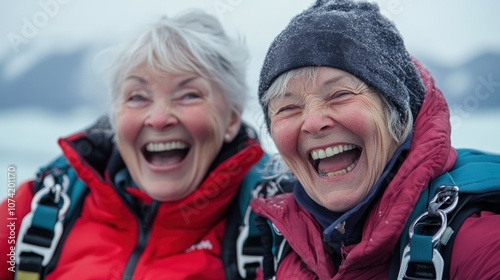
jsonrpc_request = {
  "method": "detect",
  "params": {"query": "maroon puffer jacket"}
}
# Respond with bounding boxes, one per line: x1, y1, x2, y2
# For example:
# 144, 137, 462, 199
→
251, 61, 500, 279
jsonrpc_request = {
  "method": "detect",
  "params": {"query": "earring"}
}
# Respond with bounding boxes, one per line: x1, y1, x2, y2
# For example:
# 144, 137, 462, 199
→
224, 134, 231, 141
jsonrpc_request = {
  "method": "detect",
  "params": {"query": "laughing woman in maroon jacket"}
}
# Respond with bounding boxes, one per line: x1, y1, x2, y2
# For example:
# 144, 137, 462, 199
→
251, 0, 500, 279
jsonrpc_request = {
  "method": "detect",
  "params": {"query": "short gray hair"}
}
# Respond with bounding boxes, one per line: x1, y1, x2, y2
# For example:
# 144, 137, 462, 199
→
106, 9, 249, 128
261, 67, 413, 145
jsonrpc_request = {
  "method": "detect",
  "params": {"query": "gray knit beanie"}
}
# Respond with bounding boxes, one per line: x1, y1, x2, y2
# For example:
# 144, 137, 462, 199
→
258, 0, 425, 132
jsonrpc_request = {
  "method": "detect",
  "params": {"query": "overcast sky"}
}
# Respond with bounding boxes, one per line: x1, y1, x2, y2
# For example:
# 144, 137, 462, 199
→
2, 0, 500, 82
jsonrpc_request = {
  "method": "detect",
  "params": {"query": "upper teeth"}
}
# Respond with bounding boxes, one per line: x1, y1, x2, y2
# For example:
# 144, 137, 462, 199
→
311, 144, 356, 160
146, 141, 188, 152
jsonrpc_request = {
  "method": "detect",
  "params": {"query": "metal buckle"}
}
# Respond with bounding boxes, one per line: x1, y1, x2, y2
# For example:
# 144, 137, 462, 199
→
408, 210, 448, 244
397, 186, 460, 279
16, 177, 70, 267
398, 210, 447, 280
398, 245, 444, 280
427, 186, 459, 217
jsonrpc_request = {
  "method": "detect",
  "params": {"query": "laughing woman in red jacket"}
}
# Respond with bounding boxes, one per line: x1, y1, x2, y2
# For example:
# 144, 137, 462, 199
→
251, 0, 500, 279
1, 9, 266, 279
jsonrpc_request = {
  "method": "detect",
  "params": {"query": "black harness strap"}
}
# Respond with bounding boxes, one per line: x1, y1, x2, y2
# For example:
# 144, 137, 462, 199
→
440, 205, 481, 280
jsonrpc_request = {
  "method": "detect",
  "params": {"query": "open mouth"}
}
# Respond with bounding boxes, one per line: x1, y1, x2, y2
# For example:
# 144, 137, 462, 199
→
142, 141, 190, 166
309, 144, 362, 177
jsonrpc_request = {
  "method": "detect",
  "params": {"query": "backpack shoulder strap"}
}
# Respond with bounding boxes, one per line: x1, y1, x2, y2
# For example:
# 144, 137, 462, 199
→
254, 215, 291, 280
223, 153, 294, 280
15, 155, 88, 280
437, 149, 500, 279
223, 153, 270, 279
393, 148, 500, 280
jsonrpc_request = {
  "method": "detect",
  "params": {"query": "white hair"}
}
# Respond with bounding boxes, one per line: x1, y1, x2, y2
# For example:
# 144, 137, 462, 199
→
105, 9, 249, 129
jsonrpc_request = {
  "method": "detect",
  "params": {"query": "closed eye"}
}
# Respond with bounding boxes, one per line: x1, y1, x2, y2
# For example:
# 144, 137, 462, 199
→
128, 94, 147, 102
174, 91, 204, 105
275, 104, 299, 115
125, 90, 150, 107
182, 92, 202, 100
331, 91, 355, 99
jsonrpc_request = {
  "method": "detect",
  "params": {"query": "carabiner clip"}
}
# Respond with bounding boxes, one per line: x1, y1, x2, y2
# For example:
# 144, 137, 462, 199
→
428, 186, 459, 217
398, 210, 447, 280
16, 179, 71, 267
398, 245, 444, 280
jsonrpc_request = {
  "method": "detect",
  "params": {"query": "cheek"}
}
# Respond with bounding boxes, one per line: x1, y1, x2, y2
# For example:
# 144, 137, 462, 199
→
271, 120, 299, 158
183, 107, 223, 142
340, 110, 375, 141
115, 108, 142, 145
341, 99, 386, 142
343, 100, 396, 169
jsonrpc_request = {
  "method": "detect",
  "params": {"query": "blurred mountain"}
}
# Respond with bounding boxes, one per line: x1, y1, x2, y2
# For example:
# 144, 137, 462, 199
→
1, 49, 499, 113
419, 52, 500, 110
0, 47, 106, 113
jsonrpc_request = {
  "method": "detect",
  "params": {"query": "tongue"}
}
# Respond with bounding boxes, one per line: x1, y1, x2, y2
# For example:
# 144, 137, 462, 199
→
318, 150, 358, 173
149, 150, 185, 166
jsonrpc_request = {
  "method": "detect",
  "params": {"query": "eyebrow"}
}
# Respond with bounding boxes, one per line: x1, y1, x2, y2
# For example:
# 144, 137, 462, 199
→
279, 74, 352, 99
321, 75, 351, 90
125, 75, 148, 85
124, 75, 200, 87
178, 76, 200, 87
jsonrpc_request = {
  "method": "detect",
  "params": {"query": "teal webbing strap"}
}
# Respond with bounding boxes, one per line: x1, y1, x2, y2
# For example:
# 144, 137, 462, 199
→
239, 153, 269, 237
16, 155, 82, 279
394, 148, 500, 279
409, 234, 433, 264
31, 205, 58, 232
65, 176, 86, 218
437, 150, 500, 194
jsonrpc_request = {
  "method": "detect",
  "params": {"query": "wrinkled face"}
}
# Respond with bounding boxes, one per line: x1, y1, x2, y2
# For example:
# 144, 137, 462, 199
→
269, 67, 397, 211
115, 68, 241, 201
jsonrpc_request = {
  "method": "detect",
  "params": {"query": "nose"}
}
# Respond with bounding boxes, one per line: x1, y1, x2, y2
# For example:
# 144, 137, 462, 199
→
301, 107, 334, 136
145, 105, 178, 130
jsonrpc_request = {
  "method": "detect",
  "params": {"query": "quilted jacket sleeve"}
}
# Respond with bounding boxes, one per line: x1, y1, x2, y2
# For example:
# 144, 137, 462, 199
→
450, 211, 500, 279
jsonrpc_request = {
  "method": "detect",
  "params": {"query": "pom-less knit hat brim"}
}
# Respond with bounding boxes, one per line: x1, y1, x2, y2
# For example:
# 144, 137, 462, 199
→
258, 0, 425, 131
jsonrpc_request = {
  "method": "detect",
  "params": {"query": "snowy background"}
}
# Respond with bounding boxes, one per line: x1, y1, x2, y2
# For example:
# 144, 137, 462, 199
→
1, 0, 500, 199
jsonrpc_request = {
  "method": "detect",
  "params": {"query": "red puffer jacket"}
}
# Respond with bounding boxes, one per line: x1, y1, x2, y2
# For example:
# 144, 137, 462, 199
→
251, 62, 500, 279
0, 121, 264, 279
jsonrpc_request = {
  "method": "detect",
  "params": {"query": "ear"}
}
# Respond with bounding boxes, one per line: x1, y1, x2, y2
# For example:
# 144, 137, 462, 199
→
224, 110, 242, 143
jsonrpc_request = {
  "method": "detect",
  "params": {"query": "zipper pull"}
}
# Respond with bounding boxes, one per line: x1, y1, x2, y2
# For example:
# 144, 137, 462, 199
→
335, 221, 346, 234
